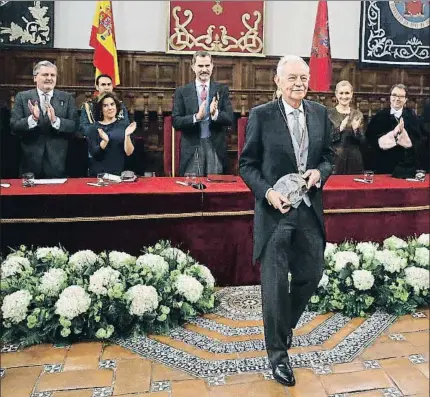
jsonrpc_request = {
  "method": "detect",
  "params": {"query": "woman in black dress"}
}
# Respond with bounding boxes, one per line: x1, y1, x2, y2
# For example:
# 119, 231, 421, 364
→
88, 93, 136, 176
328, 81, 365, 174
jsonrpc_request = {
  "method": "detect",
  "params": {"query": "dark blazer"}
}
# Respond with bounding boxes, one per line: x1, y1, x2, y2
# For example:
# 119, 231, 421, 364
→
366, 107, 421, 175
172, 80, 233, 176
239, 98, 334, 263
10, 89, 78, 177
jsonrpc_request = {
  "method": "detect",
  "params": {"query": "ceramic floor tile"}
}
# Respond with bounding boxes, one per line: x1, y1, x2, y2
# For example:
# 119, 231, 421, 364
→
225, 373, 264, 385
360, 340, 421, 360
319, 369, 394, 395
379, 357, 429, 396
332, 361, 365, 373
36, 369, 113, 391
101, 344, 140, 360
416, 362, 429, 378
388, 317, 429, 333
63, 342, 103, 371
404, 331, 430, 351
51, 390, 93, 397
287, 368, 327, 397
151, 363, 197, 382
1, 345, 67, 368
171, 379, 210, 397
0, 365, 42, 397
112, 358, 151, 395
208, 379, 289, 397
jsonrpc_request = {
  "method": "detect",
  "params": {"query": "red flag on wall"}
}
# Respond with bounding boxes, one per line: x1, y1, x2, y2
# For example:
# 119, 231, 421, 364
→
89, 1, 120, 86
309, 1, 332, 91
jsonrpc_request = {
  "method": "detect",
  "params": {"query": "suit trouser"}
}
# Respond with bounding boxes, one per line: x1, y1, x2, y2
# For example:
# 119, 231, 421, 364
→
183, 138, 223, 176
260, 202, 324, 368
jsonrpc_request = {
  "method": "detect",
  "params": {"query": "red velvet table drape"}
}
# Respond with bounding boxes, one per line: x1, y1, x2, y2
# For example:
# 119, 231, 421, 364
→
1, 175, 428, 285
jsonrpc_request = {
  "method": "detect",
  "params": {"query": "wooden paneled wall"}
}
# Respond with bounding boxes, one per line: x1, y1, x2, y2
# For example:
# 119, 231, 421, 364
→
1, 48, 428, 176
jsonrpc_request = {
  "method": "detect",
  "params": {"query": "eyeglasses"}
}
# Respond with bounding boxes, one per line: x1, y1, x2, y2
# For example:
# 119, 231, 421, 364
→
391, 94, 406, 99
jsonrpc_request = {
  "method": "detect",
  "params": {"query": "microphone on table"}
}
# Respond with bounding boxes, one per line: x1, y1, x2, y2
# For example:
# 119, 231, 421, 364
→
192, 148, 206, 190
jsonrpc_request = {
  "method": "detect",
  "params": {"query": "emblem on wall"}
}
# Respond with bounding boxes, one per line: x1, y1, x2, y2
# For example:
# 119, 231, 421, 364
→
0, 1, 54, 48
167, 1, 265, 56
359, 1, 429, 67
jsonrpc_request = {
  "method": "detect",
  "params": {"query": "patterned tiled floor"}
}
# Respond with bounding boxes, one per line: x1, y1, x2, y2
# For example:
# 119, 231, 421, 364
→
1, 286, 429, 397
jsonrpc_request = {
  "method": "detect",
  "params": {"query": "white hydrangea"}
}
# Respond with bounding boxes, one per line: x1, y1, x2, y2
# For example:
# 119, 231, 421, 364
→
187, 264, 215, 288
324, 243, 337, 260
55, 286, 91, 320
333, 251, 360, 272
352, 269, 375, 291
36, 247, 68, 262
125, 285, 159, 316
160, 247, 189, 265
417, 233, 429, 246
88, 267, 121, 296
108, 251, 136, 269
136, 254, 169, 275
404, 267, 430, 293
375, 250, 407, 273
414, 247, 429, 267
318, 273, 329, 289
175, 274, 203, 303
1, 290, 32, 324
39, 268, 67, 297
68, 250, 99, 273
383, 236, 408, 250
1, 256, 31, 278
356, 242, 378, 262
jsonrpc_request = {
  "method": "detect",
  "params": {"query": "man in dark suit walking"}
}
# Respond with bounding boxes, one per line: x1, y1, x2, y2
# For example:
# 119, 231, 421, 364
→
172, 51, 233, 176
10, 60, 78, 178
239, 55, 333, 386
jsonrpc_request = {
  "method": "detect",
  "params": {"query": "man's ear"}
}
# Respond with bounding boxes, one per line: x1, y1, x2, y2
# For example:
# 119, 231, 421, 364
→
274, 75, 280, 87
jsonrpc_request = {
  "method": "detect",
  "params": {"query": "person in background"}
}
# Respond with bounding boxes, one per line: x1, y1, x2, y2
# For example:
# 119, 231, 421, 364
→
79, 74, 129, 137
239, 55, 333, 387
172, 50, 234, 176
366, 84, 421, 177
87, 92, 136, 176
328, 80, 365, 174
10, 60, 78, 178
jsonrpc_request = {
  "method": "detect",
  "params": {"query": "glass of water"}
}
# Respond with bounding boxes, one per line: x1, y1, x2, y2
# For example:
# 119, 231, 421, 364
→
363, 170, 374, 184
415, 170, 426, 182
22, 172, 35, 187
185, 172, 196, 186
97, 173, 107, 186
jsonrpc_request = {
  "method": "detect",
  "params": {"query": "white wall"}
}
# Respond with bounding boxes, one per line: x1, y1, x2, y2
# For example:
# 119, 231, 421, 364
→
54, 1, 361, 59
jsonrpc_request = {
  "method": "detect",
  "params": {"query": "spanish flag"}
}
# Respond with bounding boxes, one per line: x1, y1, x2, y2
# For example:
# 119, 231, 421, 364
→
89, 1, 120, 86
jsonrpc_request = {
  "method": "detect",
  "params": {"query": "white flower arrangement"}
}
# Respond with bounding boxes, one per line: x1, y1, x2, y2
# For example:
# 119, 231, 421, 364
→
88, 267, 121, 296
318, 273, 329, 289
1, 290, 32, 324
417, 233, 429, 246
161, 247, 189, 266
185, 264, 215, 288
1, 256, 31, 279
39, 268, 67, 297
136, 254, 169, 275
68, 250, 99, 273
404, 267, 430, 293
383, 236, 408, 250
125, 285, 159, 316
108, 251, 136, 269
36, 247, 68, 263
375, 250, 407, 273
356, 242, 378, 262
414, 247, 429, 268
175, 274, 204, 303
352, 269, 375, 291
333, 251, 360, 271
55, 285, 91, 320
324, 243, 337, 260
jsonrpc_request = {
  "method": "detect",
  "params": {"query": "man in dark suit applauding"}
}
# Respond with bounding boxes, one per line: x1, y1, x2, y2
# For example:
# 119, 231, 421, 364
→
239, 55, 334, 386
10, 60, 78, 178
172, 51, 233, 176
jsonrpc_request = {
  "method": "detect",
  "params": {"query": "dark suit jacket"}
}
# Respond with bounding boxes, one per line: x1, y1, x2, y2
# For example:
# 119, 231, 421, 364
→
172, 80, 234, 176
10, 89, 78, 177
365, 107, 421, 175
239, 99, 334, 263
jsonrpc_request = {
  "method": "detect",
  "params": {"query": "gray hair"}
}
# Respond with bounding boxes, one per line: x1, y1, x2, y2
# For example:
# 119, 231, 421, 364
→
33, 60, 57, 76
335, 80, 353, 93
276, 55, 309, 77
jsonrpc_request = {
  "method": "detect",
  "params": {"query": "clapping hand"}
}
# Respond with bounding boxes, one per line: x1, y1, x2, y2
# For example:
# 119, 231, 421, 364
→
393, 117, 404, 138
196, 100, 207, 121
339, 116, 349, 132
98, 128, 109, 143
125, 121, 137, 136
46, 103, 57, 123
267, 190, 291, 214
351, 116, 362, 132
27, 99, 40, 121
210, 96, 218, 117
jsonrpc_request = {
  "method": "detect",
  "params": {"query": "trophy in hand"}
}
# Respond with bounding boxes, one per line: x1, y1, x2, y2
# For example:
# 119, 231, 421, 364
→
273, 174, 308, 208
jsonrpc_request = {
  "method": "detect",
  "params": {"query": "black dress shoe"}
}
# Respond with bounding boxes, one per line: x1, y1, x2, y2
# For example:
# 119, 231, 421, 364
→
286, 328, 293, 349
273, 361, 296, 387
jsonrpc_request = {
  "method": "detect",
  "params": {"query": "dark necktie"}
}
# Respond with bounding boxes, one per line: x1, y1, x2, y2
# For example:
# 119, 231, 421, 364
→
200, 85, 207, 101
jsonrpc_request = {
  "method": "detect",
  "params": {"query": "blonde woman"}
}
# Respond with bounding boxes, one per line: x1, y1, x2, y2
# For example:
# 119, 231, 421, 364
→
328, 81, 365, 174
